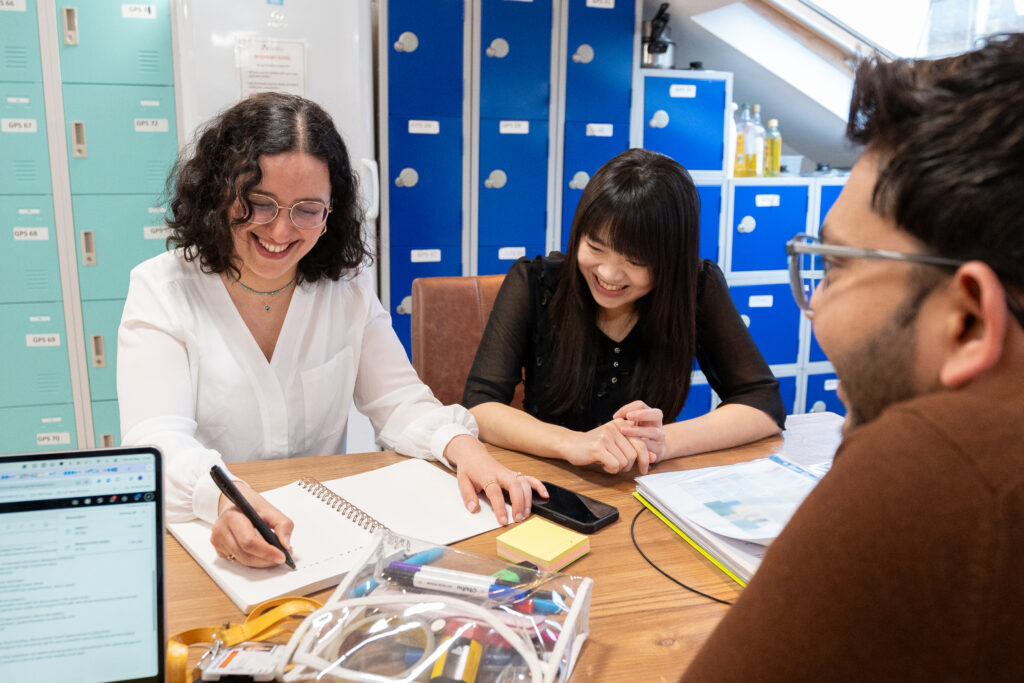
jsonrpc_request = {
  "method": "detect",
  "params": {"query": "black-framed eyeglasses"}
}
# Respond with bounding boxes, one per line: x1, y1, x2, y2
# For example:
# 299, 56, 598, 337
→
246, 193, 331, 230
785, 233, 1024, 328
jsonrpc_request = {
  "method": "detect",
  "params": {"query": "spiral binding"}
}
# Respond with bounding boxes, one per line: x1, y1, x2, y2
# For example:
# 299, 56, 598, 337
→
297, 477, 410, 553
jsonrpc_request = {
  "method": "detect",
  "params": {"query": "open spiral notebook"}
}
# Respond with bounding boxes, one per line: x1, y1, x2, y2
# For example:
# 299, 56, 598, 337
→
168, 458, 509, 611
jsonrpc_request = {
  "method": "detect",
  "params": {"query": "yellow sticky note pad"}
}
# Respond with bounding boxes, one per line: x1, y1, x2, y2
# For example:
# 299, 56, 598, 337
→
496, 516, 590, 572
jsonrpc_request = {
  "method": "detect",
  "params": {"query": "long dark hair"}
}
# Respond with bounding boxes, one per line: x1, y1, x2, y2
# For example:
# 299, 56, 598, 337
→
543, 148, 701, 419
166, 91, 370, 282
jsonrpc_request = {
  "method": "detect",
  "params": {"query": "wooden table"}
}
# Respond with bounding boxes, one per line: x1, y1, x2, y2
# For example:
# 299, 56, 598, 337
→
166, 436, 786, 681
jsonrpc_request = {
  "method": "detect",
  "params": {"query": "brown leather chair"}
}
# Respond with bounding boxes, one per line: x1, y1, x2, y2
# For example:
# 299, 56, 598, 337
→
411, 275, 523, 408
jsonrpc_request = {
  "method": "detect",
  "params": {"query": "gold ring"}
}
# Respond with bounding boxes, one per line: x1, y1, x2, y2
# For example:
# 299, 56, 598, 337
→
513, 471, 524, 478
482, 478, 498, 490
227, 554, 236, 562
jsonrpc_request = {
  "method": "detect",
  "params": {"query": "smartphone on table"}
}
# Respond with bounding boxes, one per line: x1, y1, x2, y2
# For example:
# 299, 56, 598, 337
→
530, 481, 618, 533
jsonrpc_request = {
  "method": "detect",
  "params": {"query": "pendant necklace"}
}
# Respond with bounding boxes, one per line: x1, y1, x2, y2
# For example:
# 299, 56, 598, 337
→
228, 273, 296, 311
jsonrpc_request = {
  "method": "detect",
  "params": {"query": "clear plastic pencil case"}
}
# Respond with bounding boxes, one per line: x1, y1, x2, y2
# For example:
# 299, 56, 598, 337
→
276, 531, 593, 682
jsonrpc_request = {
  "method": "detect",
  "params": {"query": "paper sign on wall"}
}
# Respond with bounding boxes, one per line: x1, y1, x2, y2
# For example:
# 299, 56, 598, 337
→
236, 37, 307, 98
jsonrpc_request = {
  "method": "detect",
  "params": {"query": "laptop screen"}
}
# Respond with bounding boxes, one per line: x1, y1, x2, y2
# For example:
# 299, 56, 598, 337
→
0, 447, 164, 683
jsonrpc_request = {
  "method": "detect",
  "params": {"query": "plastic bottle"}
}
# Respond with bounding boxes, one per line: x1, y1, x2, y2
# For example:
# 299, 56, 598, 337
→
726, 102, 738, 178
763, 118, 782, 177
734, 103, 752, 177
747, 104, 766, 176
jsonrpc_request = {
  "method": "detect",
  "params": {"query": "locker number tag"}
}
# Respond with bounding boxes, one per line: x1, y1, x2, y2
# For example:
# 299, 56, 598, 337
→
2, 118, 37, 133
586, 0, 615, 8
408, 120, 440, 135
748, 295, 774, 308
13, 227, 49, 241
26, 334, 61, 347
37, 432, 72, 446
499, 120, 529, 135
122, 4, 157, 18
498, 246, 526, 260
755, 194, 781, 207
410, 249, 442, 263
135, 118, 169, 132
824, 379, 840, 391
669, 84, 697, 98
143, 226, 171, 240
0, 0, 27, 11
585, 123, 614, 137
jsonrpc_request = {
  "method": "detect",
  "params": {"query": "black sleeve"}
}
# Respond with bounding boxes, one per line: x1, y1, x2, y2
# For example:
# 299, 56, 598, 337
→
462, 257, 534, 408
695, 261, 787, 429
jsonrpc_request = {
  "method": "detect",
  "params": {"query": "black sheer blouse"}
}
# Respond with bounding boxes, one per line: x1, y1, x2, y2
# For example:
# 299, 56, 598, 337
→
462, 253, 786, 432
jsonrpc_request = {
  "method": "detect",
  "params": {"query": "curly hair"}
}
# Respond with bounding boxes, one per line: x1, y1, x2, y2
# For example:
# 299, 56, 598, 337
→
847, 33, 1024, 292
166, 92, 370, 282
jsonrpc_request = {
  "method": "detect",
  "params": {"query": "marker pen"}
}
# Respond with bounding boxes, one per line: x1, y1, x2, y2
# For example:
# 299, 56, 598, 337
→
389, 561, 566, 607
383, 564, 566, 614
348, 547, 446, 598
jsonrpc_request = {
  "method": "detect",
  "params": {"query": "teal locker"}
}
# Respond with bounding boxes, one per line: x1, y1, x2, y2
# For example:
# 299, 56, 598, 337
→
0, 81, 51, 194
0, 403, 78, 454
55, 0, 174, 86
0, 301, 73, 408
81, 298, 126, 401
0, 0, 43, 82
74, 194, 170, 300
62, 83, 177, 194
91, 399, 121, 448
0, 195, 62, 303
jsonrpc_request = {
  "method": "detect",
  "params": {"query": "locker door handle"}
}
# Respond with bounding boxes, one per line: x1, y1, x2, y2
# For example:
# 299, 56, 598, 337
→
740, 314, 751, 327
568, 171, 590, 190
395, 168, 419, 188
62, 7, 79, 45
484, 169, 507, 189
648, 110, 669, 129
90, 334, 106, 369
81, 230, 97, 266
737, 215, 757, 233
100, 434, 116, 447
485, 38, 510, 58
71, 121, 87, 157
572, 44, 594, 64
394, 31, 419, 53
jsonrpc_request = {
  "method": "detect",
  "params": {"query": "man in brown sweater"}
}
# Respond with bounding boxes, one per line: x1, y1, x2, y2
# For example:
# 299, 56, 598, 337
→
682, 34, 1024, 681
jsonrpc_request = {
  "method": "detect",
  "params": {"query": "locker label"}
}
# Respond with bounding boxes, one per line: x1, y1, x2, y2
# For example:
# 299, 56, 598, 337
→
122, 4, 157, 19
498, 246, 526, 260
41, 416, 63, 423
755, 194, 781, 207
410, 249, 442, 263
140, 100, 161, 106
143, 226, 171, 239
13, 227, 49, 241
134, 118, 169, 132
748, 295, 774, 308
824, 379, 840, 391
6, 97, 29, 104
499, 120, 529, 135
26, 334, 61, 347
408, 120, 440, 135
37, 432, 72, 446
1, 118, 37, 133
29, 316, 52, 322
0, 0, 27, 11
585, 123, 614, 137
586, 0, 615, 7
147, 207, 166, 213
669, 84, 697, 98
17, 208, 41, 214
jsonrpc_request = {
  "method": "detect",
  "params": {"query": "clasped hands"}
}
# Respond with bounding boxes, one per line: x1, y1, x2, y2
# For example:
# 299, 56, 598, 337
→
561, 400, 666, 475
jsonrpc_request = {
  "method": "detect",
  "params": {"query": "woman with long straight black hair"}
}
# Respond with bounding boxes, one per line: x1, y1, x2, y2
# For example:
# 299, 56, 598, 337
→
463, 148, 785, 474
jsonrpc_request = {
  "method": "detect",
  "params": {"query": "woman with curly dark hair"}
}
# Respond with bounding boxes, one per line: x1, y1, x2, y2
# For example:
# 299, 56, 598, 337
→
117, 93, 545, 568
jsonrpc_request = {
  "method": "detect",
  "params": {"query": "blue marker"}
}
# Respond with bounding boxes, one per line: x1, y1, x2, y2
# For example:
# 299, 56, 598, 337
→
348, 546, 445, 597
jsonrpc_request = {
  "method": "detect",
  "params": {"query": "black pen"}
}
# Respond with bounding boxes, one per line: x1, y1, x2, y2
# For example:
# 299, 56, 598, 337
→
210, 465, 295, 569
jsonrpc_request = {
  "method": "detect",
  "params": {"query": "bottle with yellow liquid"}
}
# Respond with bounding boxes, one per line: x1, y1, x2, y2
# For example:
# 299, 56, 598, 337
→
734, 103, 752, 177
764, 118, 782, 177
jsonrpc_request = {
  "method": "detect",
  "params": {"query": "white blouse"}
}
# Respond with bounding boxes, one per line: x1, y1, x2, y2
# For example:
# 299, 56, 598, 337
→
117, 251, 475, 524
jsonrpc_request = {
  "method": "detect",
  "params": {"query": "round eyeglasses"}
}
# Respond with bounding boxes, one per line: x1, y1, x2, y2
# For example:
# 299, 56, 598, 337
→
246, 193, 331, 230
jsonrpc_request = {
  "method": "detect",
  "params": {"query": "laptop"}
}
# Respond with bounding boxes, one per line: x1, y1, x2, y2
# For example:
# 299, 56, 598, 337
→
0, 447, 164, 683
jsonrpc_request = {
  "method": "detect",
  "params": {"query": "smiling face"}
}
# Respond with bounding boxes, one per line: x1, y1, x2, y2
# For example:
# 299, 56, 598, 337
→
229, 151, 332, 290
576, 232, 653, 316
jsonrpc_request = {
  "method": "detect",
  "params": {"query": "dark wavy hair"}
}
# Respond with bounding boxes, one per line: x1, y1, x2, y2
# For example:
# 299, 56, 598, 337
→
543, 148, 701, 420
166, 92, 370, 281
847, 32, 1024, 293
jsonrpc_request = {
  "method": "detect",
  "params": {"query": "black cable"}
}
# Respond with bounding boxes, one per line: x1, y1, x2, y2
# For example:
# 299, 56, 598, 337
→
630, 507, 733, 606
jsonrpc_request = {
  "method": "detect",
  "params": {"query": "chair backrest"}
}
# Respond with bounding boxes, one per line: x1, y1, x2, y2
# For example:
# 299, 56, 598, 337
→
411, 275, 523, 408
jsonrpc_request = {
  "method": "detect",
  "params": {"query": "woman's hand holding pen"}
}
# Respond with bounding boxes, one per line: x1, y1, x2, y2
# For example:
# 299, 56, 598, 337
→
615, 400, 666, 466
560, 419, 652, 474
444, 435, 548, 525
212, 480, 295, 568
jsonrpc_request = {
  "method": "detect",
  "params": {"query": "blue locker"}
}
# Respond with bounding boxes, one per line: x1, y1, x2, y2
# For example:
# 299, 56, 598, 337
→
479, 0, 552, 120
387, 0, 464, 118
55, 0, 174, 86
805, 372, 845, 416
777, 374, 797, 415
809, 328, 828, 363
74, 194, 170, 301
62, 83, 177, 195
0, 82, 51, 194
696, 184, 722, 264
818, 184, 843, 228
478, 243, 545, 276
642, 76, 727, 173
730, 183, 809, 272
560, 120, 629, 249
0, 195, 61, 303
728, 283, 801, 366
0, 403, 78, 454
81, 298, 125, 402
478, 118, 548, 246
389, 246, 462, 357
0, 0, 43, 82
388, 116, 463, 245
564, 0, 634, 123
675, 382, 711, 422
91, 399, 121, 447
0, 301, 73, 408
